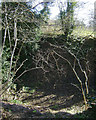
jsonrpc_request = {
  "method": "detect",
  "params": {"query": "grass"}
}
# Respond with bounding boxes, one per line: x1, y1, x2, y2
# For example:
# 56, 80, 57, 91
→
72, 26, 94, 37
41, 24, 94, 38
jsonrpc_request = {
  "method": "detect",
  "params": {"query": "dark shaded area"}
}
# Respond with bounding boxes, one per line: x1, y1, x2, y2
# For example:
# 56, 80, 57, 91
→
1, 102, 42, 119
13, 37, 96, 113
73, 106, 96, 119
21, 88, 83, 110
1, 2, 96, 119
1, 101, 96, 119
2, 36, 95, 119
1, 101, 74, 119
15, 36, 96, 91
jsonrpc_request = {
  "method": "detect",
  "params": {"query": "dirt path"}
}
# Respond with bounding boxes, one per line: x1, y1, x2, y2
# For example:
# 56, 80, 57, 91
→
1, 84, 87, 119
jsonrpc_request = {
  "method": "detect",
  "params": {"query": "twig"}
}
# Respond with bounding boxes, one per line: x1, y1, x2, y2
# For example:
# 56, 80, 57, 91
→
51, 51, 59, 70
50, 43, 89, 95
52, 49, 88, 109
14, 42, 24, 72
71, 83, 81, 91
32, 1, 53, 9
1, 67, 43, 96
2, 59, 28, 90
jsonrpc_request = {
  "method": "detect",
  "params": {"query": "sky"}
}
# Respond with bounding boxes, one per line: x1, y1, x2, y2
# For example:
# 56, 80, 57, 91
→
32, 0, 95, 25
49, 0, 95, 25
0, 0, 95, 25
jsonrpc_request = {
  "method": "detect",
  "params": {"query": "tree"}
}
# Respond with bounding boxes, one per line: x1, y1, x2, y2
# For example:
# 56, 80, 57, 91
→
40, 2, 50, 22
58, 0, 77, 39
1, 2, 43, 95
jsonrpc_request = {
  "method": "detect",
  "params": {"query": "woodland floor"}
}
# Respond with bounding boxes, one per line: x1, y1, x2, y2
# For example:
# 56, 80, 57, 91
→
1, 81, 96, 119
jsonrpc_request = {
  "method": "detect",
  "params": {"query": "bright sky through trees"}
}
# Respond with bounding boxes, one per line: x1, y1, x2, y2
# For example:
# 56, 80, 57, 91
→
0, 0, 95, 26
49, 0, 95, 26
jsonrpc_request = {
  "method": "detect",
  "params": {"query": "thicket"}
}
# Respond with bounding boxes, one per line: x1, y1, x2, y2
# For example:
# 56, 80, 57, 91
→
1, 2, 42, 93
1, 1, 96, 110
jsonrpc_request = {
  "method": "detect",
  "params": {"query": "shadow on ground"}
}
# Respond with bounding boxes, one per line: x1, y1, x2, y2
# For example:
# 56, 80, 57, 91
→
1, 101, 73, 119
1, 101, 96, 119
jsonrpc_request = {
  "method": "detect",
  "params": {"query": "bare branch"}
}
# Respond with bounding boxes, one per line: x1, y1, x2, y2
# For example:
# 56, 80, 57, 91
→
51, 52, 59, 70
50, 43, 89, 95
15, 59, 28, 73
1, 67, 43, 96
50, 46, 88, 109
10, 9, 18, 72
32, 1, 53, 9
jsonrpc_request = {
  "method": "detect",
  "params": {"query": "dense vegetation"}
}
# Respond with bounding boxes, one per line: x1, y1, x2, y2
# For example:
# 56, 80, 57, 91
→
0, 1, 96, 119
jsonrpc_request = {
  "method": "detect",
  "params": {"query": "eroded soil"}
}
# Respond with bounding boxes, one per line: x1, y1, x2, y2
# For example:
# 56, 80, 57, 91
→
1, 82, 89, 119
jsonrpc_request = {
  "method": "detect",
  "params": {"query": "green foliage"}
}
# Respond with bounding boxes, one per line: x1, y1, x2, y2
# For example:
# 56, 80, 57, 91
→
39, 2, 50, 22
87, 95, 96, 107
2, 47, 13, 84
8, 109, 12, 113
29, 89, 36, 94
1, 2, 42, 93
59, 1, 77, 38
51, 105, 59, 109
9, 99, 22, 104
64, 35, 94, 59
32, 110, 37, 113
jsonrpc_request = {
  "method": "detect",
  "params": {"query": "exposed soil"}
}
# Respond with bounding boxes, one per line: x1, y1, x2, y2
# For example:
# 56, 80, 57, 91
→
1, 82, 89, 119
1, 38, 96, 119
